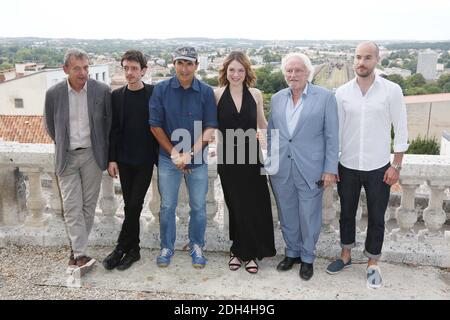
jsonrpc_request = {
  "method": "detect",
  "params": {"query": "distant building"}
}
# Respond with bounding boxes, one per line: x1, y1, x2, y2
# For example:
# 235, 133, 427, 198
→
417, 51, 438, 80
198, 56, 208, 71
249, 56, 263, 65
0, 65, 110, 115
379, 67, 412, 79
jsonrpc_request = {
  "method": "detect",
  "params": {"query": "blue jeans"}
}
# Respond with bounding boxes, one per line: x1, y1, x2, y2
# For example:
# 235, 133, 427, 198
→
157, 155, 208, 251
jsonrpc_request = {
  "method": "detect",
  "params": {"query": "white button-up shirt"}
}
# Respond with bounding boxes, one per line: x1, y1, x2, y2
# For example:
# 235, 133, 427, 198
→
67, 79, 91, 150
286, 83, 308, 136
335, 75, 409, 171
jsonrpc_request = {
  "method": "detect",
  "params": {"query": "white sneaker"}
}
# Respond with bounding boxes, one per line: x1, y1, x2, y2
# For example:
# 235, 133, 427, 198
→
366, 265, 382, 289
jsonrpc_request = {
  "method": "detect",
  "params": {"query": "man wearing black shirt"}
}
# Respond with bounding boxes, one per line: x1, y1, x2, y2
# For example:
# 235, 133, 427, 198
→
103, 50, 159, 271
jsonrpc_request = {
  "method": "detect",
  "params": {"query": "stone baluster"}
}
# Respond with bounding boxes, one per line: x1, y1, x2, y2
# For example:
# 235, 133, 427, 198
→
21, 167, 50, 228
322, 185, 336, 233
391, 179, 421, 241
206, 166, 218, 227
418, 180, 448, 243
99, 172, 120, 225
0, 167, 24, 226
148, 170, 160, 227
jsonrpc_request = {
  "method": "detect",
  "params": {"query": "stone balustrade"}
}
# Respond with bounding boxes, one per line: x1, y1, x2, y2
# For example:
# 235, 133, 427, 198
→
1, 142, 449, 267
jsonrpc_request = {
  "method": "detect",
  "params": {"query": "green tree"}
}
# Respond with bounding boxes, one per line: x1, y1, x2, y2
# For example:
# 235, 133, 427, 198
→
405, 87, 427, 95
386, 74, 406, 91
443, 82, 450, 93
381, 58, 389, 67
0, 62, 13, 70
422, 84, 442, 94
437, 73, 450, 89
405, 73, 426, 88
202, 76, 218, 87
402, 58, 417, 74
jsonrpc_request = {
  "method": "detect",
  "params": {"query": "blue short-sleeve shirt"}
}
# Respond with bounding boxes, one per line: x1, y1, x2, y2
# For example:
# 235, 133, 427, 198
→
149, 76, 218, 167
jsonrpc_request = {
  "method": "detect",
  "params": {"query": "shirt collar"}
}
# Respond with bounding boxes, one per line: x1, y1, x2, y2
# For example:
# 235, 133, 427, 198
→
67, 79, 87, 93
351, 74, 382, 90
171, 76, 200, 92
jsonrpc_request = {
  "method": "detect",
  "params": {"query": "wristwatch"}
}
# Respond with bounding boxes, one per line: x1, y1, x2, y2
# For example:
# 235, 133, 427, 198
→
391, 162, 402, 171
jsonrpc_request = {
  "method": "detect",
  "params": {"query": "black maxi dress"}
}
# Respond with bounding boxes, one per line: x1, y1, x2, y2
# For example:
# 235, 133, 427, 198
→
217, 85, 276, 261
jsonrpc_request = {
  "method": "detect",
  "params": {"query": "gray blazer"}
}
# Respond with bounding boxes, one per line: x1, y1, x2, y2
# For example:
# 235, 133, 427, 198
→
266, 84, 339, 189
44, 79, 112, 176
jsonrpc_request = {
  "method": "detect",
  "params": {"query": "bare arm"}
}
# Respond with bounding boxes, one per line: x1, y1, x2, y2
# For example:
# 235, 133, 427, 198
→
384, 152, 404, 186
251, 88, 268, 129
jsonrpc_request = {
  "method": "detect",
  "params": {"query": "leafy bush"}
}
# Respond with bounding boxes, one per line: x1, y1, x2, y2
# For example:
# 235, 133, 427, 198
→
406, 136, 440, 155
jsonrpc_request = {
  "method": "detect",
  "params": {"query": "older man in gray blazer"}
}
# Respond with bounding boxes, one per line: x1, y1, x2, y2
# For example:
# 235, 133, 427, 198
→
266, 52, 339, 280
44, 48, 112, 275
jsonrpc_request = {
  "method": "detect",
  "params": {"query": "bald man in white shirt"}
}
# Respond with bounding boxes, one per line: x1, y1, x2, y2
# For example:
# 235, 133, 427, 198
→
326, 42, 408, 289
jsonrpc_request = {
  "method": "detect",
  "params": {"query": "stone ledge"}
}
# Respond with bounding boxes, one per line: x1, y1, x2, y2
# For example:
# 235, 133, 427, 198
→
2, 218, 449, 268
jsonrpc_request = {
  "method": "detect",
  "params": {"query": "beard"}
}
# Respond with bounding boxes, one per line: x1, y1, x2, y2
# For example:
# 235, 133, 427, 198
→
355, 67, 373, 77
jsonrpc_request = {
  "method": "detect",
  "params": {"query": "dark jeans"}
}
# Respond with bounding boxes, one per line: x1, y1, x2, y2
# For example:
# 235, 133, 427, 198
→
337, 163, 391, 260
117, 162, 154, 252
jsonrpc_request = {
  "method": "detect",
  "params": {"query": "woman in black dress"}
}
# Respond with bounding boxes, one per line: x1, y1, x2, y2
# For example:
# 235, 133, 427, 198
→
214, 51, 276, 274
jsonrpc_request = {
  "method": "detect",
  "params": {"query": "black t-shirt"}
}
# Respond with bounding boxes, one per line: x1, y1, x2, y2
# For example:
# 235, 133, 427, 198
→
118, 86, 153, 165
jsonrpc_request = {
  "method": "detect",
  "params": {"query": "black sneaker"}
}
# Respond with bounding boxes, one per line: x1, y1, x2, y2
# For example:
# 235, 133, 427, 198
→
102, 248, 125, 270
116, 249, 140, 271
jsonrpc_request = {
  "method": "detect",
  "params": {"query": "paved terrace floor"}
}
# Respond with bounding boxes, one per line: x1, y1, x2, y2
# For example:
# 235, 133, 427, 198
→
0, 245, 449, 300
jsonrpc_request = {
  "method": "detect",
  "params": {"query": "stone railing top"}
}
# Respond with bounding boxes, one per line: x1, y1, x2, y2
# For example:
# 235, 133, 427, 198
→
0, 142, 54, 170
1, 142, 450, 182
399, 154, 450, 184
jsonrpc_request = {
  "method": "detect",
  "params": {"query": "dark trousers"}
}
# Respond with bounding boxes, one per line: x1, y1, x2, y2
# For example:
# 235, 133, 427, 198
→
337, 163, 391, 260
117, 162, 154, 252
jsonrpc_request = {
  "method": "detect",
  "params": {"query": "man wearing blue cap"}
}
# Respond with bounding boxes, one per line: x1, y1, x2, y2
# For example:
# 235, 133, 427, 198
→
149, 46, 218, 269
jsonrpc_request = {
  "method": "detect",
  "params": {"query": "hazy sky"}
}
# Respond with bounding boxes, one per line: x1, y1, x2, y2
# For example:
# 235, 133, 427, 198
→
2, 0, 450, 40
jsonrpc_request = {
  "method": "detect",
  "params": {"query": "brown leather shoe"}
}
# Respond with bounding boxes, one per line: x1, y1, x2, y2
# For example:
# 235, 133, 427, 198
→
75, 256, 96, 276
66, 251, 77, 275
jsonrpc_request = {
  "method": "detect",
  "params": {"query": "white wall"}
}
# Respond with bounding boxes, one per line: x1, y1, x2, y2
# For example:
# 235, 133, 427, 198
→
0, 65, 111, 116
0, 72, 48, 115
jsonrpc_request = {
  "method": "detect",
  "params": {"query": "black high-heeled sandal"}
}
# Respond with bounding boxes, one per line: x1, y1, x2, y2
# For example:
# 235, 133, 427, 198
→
245, 259, 258, 274
229, 252, 242, 271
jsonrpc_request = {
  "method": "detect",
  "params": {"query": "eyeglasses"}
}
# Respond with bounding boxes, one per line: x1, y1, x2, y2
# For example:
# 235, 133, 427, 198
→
122, 66, 141, 72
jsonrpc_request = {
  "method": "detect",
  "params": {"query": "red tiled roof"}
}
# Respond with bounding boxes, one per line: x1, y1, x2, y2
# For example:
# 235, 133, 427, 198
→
404, 93, 450, 104
0, 115, 53, 144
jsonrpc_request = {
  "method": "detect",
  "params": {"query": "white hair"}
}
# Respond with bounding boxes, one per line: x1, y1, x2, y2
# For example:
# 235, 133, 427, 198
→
281, 52, 314, 82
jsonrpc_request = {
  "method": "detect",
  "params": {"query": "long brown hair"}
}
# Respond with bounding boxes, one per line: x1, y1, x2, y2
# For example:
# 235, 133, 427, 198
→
218, 51, 256, 87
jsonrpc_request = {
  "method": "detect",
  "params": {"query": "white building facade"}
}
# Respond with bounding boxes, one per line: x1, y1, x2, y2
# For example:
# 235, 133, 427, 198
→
0, 65, 110, 115
417, 51, 438, 80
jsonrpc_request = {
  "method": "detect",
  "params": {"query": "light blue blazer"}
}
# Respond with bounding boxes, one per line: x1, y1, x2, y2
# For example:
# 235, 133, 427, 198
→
266, 84, 339, 189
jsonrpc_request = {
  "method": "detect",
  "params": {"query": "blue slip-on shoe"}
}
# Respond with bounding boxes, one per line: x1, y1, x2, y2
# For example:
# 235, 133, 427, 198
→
366, 265, 382, 289
190, 244, 207, 269
326, 258, 352, 275
156, 248, 174, 268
